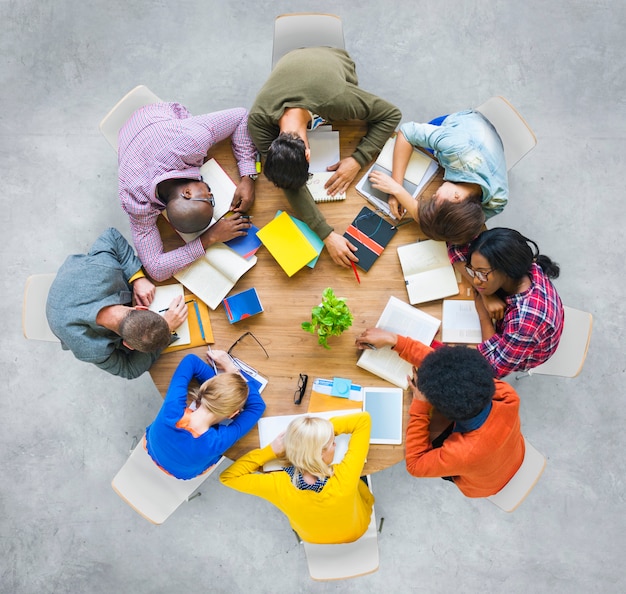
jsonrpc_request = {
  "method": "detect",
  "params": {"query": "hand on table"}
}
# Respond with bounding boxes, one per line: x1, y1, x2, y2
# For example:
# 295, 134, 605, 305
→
477, 292, 506, 320
201, 213, 252, 248
368, 170, 407, 219
407, 366, 428, 402
162, 295, 188, 331
206, 348, 239, 373
131, 277, 155, 307
323, 231, 358, 268
355, 328, 398, 350
230, 176, 255, 212
325, 156, 360, 196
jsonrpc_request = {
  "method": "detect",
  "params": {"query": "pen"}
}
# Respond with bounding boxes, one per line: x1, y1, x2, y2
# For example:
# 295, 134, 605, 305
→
207, 345, 218, 375
158, 298, 194, 313
350, 260, 360, 284
363, 343, 377, 351
255, 151, 262, 174
391, 219, 414, 230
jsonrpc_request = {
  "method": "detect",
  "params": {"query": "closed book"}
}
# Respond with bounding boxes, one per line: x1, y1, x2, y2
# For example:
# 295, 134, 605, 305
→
343, 207, 397, 272
222, 288, 264, 324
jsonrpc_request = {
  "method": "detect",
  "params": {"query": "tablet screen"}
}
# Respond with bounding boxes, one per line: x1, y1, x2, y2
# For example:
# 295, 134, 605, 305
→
363, 387, 403, 445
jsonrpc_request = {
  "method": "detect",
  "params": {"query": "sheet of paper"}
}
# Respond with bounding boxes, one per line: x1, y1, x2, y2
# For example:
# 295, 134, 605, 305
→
308, 129, 340, 173
441, 300, 482, 343
148, 284, 191, 345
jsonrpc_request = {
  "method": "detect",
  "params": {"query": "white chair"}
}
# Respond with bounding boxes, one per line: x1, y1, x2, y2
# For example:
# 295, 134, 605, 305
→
475, 96, 537, 170
517, 305, 593, 379
99, 85, 162, 151
22, 274, 59, 342
272, 13, 345, 70
111, 436, 225, 525
301, 476, 379, 580
487, 437, 546, 512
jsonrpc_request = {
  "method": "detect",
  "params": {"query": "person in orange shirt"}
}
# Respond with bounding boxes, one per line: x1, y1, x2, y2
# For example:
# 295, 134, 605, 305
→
356, 330, 524, 497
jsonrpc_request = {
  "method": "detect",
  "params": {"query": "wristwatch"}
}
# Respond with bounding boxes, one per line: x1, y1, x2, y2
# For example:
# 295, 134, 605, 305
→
246, 174, 259, 181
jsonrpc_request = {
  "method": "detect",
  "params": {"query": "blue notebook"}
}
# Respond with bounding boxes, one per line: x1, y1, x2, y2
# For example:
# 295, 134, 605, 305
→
222, 288, 263, 323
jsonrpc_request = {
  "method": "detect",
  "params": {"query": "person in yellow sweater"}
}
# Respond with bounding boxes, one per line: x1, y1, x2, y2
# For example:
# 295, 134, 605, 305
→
219, 412, 373, 544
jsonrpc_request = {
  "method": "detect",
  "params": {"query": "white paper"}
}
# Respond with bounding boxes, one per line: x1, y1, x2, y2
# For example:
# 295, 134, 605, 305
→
148, 283, 191, 345
441, 300, 482, 343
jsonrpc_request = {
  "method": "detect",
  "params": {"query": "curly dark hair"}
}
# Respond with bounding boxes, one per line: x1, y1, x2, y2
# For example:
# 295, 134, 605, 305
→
416, 346, 495, 421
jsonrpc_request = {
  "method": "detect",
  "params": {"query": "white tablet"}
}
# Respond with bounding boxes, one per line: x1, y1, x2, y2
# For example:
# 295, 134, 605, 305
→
362, 387, 404, 445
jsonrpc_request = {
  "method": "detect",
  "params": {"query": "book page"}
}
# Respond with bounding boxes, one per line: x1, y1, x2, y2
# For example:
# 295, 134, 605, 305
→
308, 129, 340, 173
441, 300, 482, 343
174, 244, 256, 309
258, 410, 354, 472
148, 283, 191, 345
357, 296, 441, 389
376, 136, 438, 185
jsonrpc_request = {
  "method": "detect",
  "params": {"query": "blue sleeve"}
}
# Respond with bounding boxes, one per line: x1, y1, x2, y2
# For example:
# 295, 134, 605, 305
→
157, 354, 216, 424
88, 228, 143, 280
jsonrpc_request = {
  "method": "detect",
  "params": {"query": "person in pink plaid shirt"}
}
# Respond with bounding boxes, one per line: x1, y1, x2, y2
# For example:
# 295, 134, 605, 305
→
118, 102, 258, 281
463, 228, 564, 378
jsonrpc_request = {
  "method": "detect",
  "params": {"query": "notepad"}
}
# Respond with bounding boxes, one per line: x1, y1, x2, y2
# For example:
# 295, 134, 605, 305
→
343, 207, 397, 272
441, 299, 482, 343
257, 410, 355, 472
222, 288, 263, 323
306, 172, 346, 203
257, 211, 319, 276
356, 136, 439, 219
357, 296, 441, 389
362, 387, 404, 445
397, 240, 460, 304
308, 126, 340, 173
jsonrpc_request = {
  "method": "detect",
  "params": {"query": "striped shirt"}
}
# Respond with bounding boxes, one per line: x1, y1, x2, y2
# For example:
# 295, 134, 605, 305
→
118, 102, 257, 281
478, 263, 564, 378
282, 466, 328, 493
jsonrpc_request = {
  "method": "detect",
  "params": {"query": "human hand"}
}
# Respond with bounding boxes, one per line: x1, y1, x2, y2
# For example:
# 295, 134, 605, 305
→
271, 432, 286, 457
368, 169, 402, 196
131, 277, 155, 307
479, 293, 506, 320
325, 156, 360, 196
388, 196, 407, 220
231, 176, 255, 212
407, 367, 428, 402
355, 328, 398, 350
323, 232, 358, 268
162, 294, 188, 331
200, 213, 252, 248
206, 348, 238, 373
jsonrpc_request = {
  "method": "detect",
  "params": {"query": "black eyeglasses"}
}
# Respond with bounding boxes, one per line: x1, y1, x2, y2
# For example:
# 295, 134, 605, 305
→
182, 179, 215, 206
294, 373, 308, 405
227, 331, 269, 359
464, 264, 495, 283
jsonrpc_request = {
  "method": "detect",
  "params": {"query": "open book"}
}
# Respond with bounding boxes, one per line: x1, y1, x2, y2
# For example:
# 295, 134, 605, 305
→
173, 243, 257, 310
397, 240, 460, 304
356, 136, 439, 219
257, 409, 355, 472
357, 296, 441, 389
441, 299, 482, 343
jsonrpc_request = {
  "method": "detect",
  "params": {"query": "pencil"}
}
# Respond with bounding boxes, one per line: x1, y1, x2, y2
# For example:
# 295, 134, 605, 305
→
194, 301, 206, 341
350, 260, 361, 284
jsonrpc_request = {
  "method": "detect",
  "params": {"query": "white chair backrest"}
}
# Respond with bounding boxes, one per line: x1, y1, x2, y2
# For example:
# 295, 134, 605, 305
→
529, 305, 593, 378
99, 85, 162, 151
475, 96, 537, 170
23, 274, 59, 342
272, 13, 345, 70
111, 436, 224, 525
487, 437, 546, 512
302, 476, 379, 580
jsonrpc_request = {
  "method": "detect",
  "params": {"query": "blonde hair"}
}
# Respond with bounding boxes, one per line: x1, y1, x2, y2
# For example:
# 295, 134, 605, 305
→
189, 373, 248, 419
283, 416, 335, 482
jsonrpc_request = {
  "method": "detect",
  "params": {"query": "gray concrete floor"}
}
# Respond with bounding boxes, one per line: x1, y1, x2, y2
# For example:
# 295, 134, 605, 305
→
2, 1, 624, 592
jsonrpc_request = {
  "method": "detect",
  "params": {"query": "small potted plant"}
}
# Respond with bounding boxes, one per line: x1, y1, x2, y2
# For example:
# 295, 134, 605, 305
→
301, 287, 353, 349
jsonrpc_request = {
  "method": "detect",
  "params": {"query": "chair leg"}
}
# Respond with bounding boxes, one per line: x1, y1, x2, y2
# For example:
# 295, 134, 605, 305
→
293, 529, 303, 545
514, 371, 530, 381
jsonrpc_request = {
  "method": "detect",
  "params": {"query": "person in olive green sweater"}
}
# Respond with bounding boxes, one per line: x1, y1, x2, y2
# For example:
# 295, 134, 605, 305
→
248, 47, 401, 268
220, 412, 374, 544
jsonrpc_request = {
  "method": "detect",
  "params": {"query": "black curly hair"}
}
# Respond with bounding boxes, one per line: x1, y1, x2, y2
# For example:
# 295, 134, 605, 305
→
416, 346, 495, 421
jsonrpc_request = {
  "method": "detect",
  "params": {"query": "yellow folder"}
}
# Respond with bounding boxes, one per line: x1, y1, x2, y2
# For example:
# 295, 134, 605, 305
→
256, 211, 319, 277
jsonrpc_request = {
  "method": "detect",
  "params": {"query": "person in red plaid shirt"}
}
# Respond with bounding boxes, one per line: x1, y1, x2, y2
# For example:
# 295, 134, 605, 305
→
464, 228, 564, 378
118, 103, 258, 281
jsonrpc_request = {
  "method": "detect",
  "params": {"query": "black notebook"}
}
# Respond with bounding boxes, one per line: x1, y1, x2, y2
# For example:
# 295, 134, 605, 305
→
343, 207, 397, 272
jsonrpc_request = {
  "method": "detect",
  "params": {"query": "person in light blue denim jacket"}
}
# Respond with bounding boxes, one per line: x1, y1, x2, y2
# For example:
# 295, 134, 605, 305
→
369, 110, 507, 245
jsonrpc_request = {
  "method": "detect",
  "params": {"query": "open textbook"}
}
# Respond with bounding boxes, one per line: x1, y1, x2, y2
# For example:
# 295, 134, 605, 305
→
357, 296, 440, 389
173, 243, 256, 310
356, 136, 439, 219
397, 240, 460, 304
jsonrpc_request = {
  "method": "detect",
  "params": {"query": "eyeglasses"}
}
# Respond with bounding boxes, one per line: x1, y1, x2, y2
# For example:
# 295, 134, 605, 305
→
227, 331, 269, 359
182, 179, 215, 206
464, 264, 495, 283
294, 373, 308, 405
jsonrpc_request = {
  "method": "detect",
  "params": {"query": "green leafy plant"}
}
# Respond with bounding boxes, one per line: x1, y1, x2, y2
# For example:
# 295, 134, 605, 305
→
301, 287, 353, 349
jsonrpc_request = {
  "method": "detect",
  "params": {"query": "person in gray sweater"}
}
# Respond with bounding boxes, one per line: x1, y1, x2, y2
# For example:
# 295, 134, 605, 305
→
46, 228, 187, 379
248, 47, 401, 268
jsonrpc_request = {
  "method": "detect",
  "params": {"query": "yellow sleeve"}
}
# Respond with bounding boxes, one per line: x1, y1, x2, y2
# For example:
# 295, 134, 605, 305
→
330, 412, 371, 485
128, 269, 146, 284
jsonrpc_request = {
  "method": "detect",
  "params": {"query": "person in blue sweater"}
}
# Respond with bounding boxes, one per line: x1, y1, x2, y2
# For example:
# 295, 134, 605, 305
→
145, 349, 266, 479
